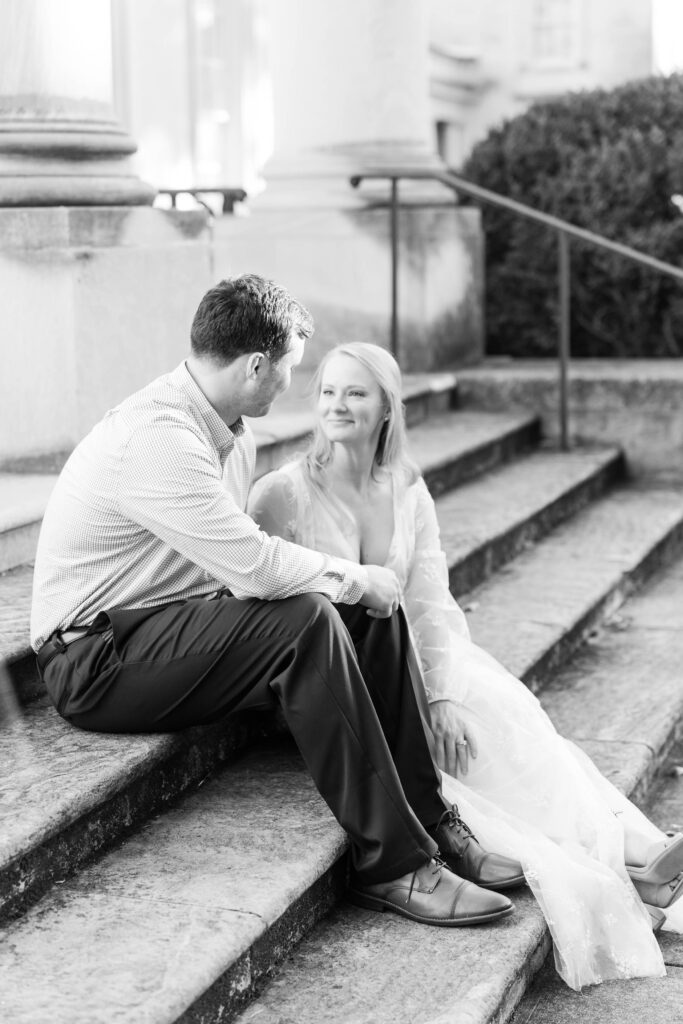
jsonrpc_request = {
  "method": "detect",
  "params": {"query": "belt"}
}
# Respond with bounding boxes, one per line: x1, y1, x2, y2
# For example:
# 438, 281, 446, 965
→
36, 626, 100, 671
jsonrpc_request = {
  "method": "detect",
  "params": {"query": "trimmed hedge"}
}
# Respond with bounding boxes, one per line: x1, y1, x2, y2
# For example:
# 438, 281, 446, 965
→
460, 74, 683, 357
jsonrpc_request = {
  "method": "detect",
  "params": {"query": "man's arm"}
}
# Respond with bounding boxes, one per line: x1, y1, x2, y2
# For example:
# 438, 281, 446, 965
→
118, 415, 390, 607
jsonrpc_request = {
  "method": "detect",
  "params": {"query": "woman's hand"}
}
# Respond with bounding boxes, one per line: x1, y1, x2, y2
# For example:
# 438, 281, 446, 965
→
429, 699, 478, 778
360, 564, 402, 618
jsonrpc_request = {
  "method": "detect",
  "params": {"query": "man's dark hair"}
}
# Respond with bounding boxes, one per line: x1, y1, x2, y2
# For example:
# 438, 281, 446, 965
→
190, 274, 314, 365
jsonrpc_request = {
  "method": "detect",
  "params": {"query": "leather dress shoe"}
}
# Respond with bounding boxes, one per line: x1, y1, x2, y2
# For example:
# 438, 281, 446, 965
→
347, 858, 513, 927
429, 806, 525, 891
633, 871, 683, 910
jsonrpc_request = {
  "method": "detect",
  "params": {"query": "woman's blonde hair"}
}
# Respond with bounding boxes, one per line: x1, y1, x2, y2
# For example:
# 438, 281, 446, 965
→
304, 342, 419, 486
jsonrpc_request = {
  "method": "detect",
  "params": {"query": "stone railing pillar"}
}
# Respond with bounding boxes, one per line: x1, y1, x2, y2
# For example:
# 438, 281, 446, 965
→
0, 0, 153, 205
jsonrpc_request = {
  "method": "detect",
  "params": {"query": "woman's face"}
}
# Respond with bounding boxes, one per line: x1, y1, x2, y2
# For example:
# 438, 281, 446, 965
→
317, 354, 386, 448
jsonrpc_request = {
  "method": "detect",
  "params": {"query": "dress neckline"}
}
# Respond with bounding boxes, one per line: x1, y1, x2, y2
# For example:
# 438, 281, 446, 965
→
310, 469, 400, 569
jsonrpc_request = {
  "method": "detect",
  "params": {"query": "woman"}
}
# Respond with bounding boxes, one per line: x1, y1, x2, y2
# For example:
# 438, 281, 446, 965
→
247, 342, 683, 990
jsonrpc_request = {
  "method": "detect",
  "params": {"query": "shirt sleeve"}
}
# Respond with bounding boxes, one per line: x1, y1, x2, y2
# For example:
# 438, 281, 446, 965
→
117, 414, 368, 604
403, 478, 472, 704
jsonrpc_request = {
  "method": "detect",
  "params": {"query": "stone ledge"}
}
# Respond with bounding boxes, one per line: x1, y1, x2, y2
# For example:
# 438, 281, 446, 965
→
456, 359, 683, 477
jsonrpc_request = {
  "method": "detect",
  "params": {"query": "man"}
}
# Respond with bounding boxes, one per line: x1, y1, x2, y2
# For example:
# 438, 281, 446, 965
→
31, 274, 523, 925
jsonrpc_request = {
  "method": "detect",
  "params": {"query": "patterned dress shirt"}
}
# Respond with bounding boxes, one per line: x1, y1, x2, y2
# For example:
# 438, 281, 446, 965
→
31, 362, 368, 650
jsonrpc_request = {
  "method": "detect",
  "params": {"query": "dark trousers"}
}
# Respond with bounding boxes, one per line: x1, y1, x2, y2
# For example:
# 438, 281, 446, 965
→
39, 592, 445, 882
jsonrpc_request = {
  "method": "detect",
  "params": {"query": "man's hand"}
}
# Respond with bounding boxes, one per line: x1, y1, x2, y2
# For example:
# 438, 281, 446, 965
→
429, 699, 478, 777
360, 565, 402, 618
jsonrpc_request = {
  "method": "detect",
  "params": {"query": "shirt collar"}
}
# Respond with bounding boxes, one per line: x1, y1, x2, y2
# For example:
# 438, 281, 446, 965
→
170, 361, 244, 456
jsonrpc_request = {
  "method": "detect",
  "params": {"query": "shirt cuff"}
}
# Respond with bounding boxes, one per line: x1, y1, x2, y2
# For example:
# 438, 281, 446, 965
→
323, 559, 368, 604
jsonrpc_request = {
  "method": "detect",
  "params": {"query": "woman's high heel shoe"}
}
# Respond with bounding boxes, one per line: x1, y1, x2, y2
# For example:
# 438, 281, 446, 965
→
632, 871, 683, 910
627, 833, 683, 885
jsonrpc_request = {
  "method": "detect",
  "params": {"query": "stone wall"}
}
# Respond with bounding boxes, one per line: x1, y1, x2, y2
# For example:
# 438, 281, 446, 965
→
456, 360, 683, 479
0, 206, 211, 467
214, 202, 483, 376
0, 202, 483, 467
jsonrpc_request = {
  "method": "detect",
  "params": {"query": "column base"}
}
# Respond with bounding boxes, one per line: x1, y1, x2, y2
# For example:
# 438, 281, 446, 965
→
0, 121, 156, 206
259, 141, 447, 209
0, 174, 155, 206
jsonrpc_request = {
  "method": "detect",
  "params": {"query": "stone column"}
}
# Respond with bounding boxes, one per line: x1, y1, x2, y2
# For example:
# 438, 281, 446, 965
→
0, 0, 154, 206
215, 0, 484, 373
261, 0, 442, 205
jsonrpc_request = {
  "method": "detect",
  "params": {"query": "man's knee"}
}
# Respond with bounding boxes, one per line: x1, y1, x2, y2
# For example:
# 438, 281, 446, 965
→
280, 592, 343, 636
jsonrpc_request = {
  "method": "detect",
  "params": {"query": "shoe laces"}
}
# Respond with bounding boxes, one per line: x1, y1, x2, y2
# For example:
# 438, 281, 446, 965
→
407, 857, 444, 903
438, 805, 478, 844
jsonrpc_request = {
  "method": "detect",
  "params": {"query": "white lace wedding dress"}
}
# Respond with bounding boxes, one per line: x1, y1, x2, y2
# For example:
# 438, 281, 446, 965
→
248, 461, 680, 990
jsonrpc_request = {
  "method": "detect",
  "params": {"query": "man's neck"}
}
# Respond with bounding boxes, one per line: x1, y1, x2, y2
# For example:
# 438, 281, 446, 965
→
185, 355, 244, 427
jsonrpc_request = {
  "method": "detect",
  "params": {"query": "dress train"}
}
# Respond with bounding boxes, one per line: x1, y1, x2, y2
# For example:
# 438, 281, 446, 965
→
439, 633, 670, 989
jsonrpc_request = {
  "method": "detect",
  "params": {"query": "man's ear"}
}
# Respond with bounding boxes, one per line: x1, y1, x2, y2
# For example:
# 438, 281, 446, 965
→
245, 352, 265, 380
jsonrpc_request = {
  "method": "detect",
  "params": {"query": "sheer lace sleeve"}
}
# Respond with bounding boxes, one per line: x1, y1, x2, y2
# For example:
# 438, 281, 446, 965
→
247, 468, 302, 543
404, 477, 471, 705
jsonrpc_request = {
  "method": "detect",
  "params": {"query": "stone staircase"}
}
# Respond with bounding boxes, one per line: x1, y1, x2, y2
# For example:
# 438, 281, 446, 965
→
2, 372, 683, 1023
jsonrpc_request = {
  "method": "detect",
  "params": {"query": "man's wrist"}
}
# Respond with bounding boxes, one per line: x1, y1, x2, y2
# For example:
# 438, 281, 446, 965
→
341, 563, 369, 604
323, 559, 368, 604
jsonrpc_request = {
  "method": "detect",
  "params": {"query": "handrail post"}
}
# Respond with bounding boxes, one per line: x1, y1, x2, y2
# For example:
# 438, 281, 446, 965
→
390, 177, 399, 360
558, 230, 571, 451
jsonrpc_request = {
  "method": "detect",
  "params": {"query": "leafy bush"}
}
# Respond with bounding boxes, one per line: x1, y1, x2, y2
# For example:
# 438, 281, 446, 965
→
460, 74, 683, 357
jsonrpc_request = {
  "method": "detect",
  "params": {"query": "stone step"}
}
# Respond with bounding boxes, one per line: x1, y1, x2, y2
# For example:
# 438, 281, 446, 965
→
0, 473, 57, 573
462, 483, 683, 693
435, 444, 624, 595
4, 536, 683, 1024
0, 739, 346, 1024
0, 407, 542, 922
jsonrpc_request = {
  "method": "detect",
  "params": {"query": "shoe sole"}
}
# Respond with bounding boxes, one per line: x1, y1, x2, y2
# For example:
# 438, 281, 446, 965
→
627, 834, 683, 885
346, 888, 514, 926
471, 873, 526, 891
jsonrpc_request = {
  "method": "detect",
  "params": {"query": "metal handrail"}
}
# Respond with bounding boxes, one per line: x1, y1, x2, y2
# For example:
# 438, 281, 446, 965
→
351, 169, 683, 450
157, 187, 247, 214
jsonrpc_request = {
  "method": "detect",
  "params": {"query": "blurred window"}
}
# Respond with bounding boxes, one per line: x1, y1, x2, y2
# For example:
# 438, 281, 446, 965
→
530, 0, 581, 67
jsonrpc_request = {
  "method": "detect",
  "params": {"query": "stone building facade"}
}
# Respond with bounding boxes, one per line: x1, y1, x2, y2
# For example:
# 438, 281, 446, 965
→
0, 0, 655, 465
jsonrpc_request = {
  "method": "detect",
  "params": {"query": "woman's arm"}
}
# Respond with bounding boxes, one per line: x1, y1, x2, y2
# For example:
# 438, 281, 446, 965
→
404, 478, 476, 776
